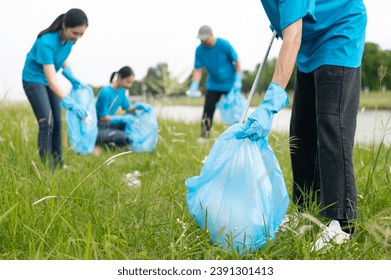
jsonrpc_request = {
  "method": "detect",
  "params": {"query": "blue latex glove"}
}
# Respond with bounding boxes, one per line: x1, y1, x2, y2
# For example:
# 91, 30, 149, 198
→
134, 102, 152, 112
236, 82, 289, 141
60, 95, 88, 120
190, 81, 199, 92
110, 114, 137, 125
186, 81, 201, 98
233, 72, 242, 91
62, 67, 84, 88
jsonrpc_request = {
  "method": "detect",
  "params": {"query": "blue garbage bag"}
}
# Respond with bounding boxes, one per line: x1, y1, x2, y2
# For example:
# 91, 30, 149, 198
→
125, 105, 158, 153
65, 85, 98, 155
216, 89, 246, 125
185, 124, 289, 254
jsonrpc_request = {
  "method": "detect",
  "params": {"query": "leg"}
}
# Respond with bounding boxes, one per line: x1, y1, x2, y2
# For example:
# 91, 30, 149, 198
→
96, 121, 130, 147
23, 82, 54, 168
47, 86, 63, 167
314, 66, 360, 223
201, 90, 226, 137
290, 70, 319, 210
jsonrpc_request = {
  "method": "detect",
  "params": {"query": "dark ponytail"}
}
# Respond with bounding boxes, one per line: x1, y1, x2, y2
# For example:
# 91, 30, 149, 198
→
37, 8, 88, 38
110, 66, 134, 83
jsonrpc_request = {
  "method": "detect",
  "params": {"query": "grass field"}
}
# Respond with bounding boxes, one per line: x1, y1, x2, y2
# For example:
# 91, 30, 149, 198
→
0, 103, 390, 260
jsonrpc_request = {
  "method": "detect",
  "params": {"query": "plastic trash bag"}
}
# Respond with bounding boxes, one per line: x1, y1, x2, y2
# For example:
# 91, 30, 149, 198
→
216, 89, 246, 125
185, 124, 289, 254
125, 105, 158, 153
65, 85, 98, 155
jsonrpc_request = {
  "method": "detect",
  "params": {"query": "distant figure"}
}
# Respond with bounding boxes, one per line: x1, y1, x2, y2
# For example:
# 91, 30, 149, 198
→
95, 66, 136, 149
188, 25, 242, 137
22, 8, 89, 170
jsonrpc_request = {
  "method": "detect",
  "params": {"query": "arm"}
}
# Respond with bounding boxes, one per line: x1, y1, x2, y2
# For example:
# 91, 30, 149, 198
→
63, 60, 70, 69
99, 116, 112, 122
233, 59, 242, 91
192, 68, 203, 83
186, 68, 203, 97
272, 19, 302, 89
62, 60, 85, 87
235, 59, 241, 73
235, 21, 301, 140
43, 64, 67, 99
45, 62, 88, 120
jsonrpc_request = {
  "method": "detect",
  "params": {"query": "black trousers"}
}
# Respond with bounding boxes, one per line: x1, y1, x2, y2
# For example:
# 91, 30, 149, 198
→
290, 65, 361, 221
202, 89, 227, 130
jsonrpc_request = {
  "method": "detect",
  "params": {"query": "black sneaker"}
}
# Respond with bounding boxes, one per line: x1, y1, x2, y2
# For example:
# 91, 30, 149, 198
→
201, 117, 211, 138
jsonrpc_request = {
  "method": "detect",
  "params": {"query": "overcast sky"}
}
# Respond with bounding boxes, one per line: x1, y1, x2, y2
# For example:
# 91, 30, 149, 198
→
1, 0, 390, 101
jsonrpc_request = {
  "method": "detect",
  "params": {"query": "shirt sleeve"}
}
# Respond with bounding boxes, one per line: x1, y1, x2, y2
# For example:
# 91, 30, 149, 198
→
224, 40, 238, 62
279, 0, 316, 31
121, 95, 131, 110
194, 47, 203, 69
35, 37, 55, 65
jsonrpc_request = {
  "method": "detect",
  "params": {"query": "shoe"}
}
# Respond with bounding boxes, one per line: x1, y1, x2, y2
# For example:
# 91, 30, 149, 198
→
201, 117, 211, 138
312, 220, 350, 252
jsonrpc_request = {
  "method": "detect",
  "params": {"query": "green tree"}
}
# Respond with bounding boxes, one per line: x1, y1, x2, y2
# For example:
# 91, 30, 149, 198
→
143, 63, 187, 95
362, 42, 391, 91
128, 80, 143, 96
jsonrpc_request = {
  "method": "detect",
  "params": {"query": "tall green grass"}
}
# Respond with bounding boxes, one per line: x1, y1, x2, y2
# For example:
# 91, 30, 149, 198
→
0, 103, 390, 260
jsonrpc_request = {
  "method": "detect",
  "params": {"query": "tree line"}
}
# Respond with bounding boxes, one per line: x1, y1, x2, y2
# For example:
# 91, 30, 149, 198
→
92, 42, 390, 96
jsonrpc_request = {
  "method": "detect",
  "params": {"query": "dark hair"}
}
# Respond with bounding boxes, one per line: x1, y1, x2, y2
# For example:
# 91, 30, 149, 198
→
37, 8, 88, 38
110, 66, 134, 83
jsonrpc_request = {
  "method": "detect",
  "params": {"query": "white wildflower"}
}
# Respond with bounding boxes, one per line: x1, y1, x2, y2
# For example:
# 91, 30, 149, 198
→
123, 170, 142, 187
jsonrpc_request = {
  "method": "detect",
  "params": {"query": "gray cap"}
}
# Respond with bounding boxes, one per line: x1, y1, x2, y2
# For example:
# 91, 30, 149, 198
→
197, 25, 213, 40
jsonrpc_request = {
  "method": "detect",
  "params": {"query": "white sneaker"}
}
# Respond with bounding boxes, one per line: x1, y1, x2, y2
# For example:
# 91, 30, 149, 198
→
312, 220, 350, 252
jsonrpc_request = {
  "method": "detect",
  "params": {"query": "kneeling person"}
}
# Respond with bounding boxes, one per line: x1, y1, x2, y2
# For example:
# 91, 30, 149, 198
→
95, 66, 136, 148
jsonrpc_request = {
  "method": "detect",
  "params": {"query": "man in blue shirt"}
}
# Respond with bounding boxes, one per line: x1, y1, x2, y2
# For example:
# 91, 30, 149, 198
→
188, 25, 242, 137
237, 0, 367, 235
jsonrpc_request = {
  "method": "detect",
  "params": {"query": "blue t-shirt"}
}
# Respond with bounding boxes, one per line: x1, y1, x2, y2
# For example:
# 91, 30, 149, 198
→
22, 31, 75, 85
194, 38, 238, 91
95, 85, 131, 119
260, 0, 367, 73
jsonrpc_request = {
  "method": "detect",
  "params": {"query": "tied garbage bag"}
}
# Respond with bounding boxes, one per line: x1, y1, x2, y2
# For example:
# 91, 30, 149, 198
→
65, 85, 98, 155
125, 104, 158, 153
216, 89, 246, 125
185, 124, 289, 253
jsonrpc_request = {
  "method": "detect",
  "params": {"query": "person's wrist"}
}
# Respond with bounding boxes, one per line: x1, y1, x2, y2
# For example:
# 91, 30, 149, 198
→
190, 81, 199, 91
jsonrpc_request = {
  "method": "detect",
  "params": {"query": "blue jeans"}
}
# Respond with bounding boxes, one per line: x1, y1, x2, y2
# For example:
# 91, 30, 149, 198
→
23, 81, 63, 169
96, 121, 130, 147
290, 66, 360, 221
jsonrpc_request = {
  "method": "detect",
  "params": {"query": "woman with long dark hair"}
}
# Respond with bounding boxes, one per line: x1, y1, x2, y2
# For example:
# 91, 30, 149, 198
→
22, 8, 89, 169
95, 66, 137, 148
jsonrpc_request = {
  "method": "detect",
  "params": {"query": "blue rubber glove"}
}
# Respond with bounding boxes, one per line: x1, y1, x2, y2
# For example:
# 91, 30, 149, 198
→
236, 82, 289, 141
186, 81, 201, 98
110, 114, 137, 125
60, 95, 88, 120
233, 72, 242, 91
134, 102, 152, 112
190, 81, 199, 92
62, 67, 84, 88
